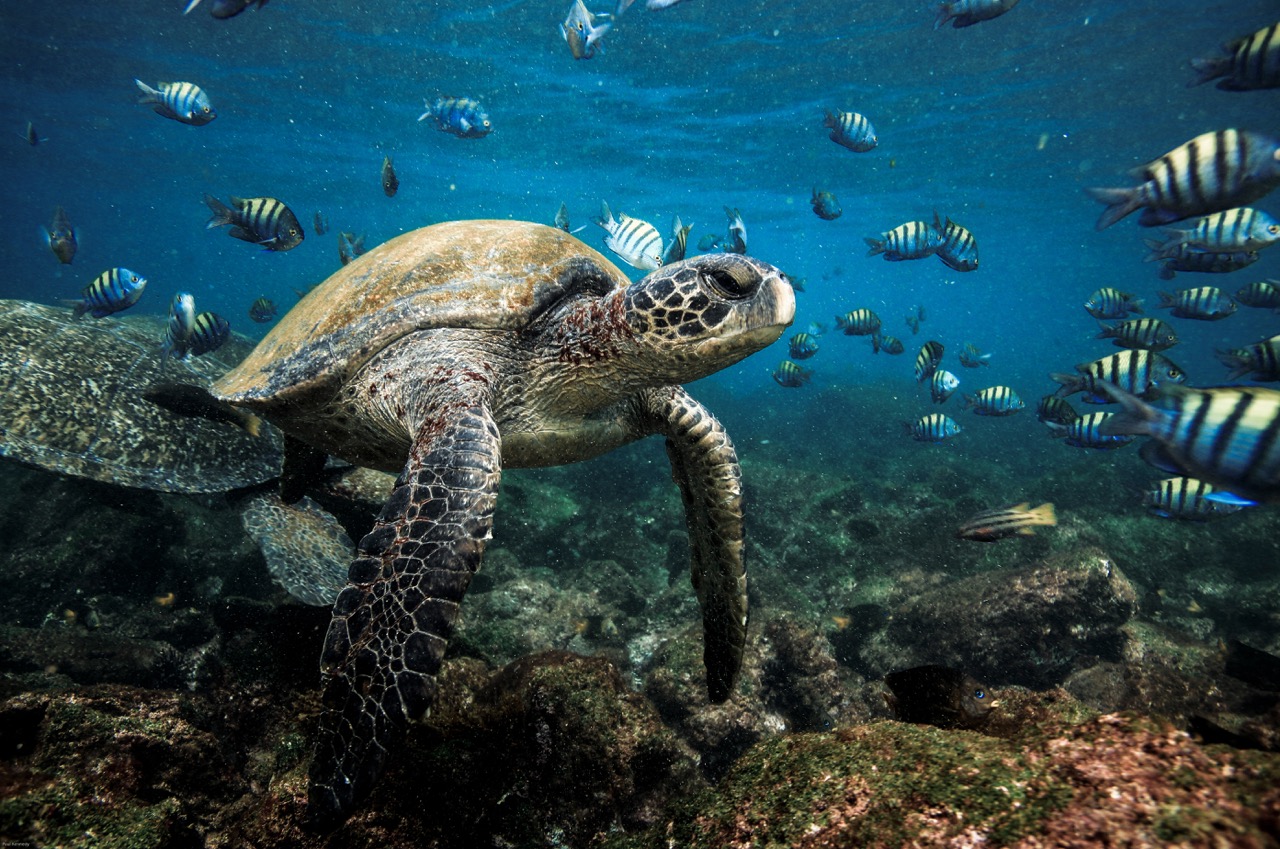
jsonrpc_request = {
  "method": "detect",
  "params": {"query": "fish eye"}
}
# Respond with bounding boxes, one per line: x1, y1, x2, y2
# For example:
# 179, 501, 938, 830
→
202, 106, 211, 113
974, 689, 985, 700
1168, 367, 1182, 379
1270, 225, 1280, 235
129, 275, 139, 283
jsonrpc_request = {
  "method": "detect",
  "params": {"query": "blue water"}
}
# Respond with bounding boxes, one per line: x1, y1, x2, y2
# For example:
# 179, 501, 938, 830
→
1, 0, 1278, 479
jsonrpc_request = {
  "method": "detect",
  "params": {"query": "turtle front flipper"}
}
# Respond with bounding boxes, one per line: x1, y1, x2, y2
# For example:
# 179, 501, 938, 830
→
643, 386, 747, 703
306, 403, 501, 827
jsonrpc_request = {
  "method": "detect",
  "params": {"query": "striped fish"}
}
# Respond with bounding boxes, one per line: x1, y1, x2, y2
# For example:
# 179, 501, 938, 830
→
418, 96, 491, 138
930, 369, 960, 404
914, 340, 945, 383
905, 413, 961, 443
835, 308, 881, 336
933, 213, 979, 272
1236, 280, 1280, 309
811, 188, 842, 221
772, 360, 811, 388
1036, 395, 1079, 426
661, 215, 691, 265
1087, 129, 1280, 229
823, 109, 877, 152
935, 0, 1020, 29
1145, 476, 1251, 521
956, 502, 1055, 542
1097, 383, 1280, 501
1051, 349, 1187, 404
1144, 240, 1260, 280
962, 385, 1025, 416
1157, 286, 1237, 320
190, 311, 230, 356
134, 79, 216, 125
724, 207, 748, 255
248, 296, 278, 323
873, 334, 904, 355
787, 332, 819, 360
1217, 336, 1280, 381
865, 220, 942, 261
1189, 22, 1280, 91
1046, 411, 1134, 450
204, 194, 304, 252
1095, 318, 1179, 351
1084, 287, 1143, 319
161, 292, 196, 360
594, 202, 663, 271
1157, 207, 1280, 253
71, 267, 147, 319
958, 343, 991, 367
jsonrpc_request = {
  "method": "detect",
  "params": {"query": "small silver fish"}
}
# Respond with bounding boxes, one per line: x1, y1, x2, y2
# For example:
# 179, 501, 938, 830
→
594, 202, 663, 270
162, 292, 197, 360
724, 207, 748, 255
661, 215, 691, 265
135, 79, 216, 125
561, 0, 611, 60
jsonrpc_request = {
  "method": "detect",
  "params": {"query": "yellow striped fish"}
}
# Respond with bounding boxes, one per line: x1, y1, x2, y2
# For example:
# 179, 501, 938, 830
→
71, 267, 147, 319
934, 213, 978, 272
1094, 318, 1179, 351
1051, 349, 1186, 403
865, 219, 942, 261
1157, 207, 1280, 253
914, 340, 944, 382
135, 80, 216, 125
1190, 22, 1280, 91
1217, 336, 1280, 382
1156, 286, 1237, 320
1145, 477, 1250, 520
594, 202, 663, 270
1087, 128, 1280, 229
1098, 383, 1280, 502
204, 194, 304, 251
190, 311, 230, 356
956, 502, 1055, 542
962, 385, 1024, 416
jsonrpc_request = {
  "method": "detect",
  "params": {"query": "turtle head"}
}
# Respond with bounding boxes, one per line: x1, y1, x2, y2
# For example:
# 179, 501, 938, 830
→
623, 253, 795, 383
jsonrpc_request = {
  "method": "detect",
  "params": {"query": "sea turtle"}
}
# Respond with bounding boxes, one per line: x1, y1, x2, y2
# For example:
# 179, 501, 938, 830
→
200, 219, 794, 824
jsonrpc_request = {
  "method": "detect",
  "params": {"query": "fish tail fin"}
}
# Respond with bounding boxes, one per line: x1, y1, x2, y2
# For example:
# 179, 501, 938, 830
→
1094, 382, 1159, 437
1141, 238, 1166, 263
1158, 264, 1176, 281
933, 2, 953, 29
1215, 348, 1252, 380
1044, 421, 1067, 439
203, 193, 235, 229
594, 200, 613, 229
1049, 372, 1083, 398
1028, 502, 1057, 527
1187, 56, 1228, 88
1085, 186, 1141, 231
182, 0, 204, 13
864, 236, 885, 256
1157, 291, 1177, 310
62, 298, 88, 318
134, 79, 160, 104
1129, 297, 1144, 314
961, 393, 975, 410
1094, 320, 1116, 339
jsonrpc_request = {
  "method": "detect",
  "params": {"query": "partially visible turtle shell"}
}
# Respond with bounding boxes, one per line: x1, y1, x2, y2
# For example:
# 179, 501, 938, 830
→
216, 220, 629, 404
0, 299, 282, 493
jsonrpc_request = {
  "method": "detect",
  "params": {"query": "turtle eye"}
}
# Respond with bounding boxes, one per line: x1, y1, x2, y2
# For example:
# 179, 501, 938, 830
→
702, 260, 758, 300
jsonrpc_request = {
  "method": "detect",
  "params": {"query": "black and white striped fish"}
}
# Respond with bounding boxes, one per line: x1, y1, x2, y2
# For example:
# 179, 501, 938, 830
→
1157, 207, 1280, 253
70, 267, 147, 319
1144, 476, 1252, 520
1095, 318, 1180, 351
1084, 287, 1144, 319
161, 292, 196, 360
914, 340, 945, 383
1046, 411, 1134, 450
1036, 395, 1079, 426
835, 308, 881, 336
823, 109, 877, 152
594, 202, 663, 271
962, 385, 1025, 416
873, 334, 904, 355
724, 207, 748, 255
1236, 280, 1280, 309
934, 0, 1020, 29
661, 215, 691, 265
1088, 129, 1280, 229
190, 311, 230, 356
1098, 382, 1280, 502
1145, 240, 1260, 280
788, 332, 819, 360
1189, 22, 1280, 91
772, 360, 811, 388
956, 502, 1055, 542
204, 194, 304, 252
1051, 349, 1186, 403
134, 80, 216, 126
865, 220, 942, 261
1217, 336, 1280, 381
934, 213, 978, 272
905, 413, 961, 443
930, 369, 960, 404
958, 342, 991, 367
1157, 286, 1238, 320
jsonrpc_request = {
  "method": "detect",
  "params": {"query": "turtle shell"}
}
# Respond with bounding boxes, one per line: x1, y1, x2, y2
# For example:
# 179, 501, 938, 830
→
0, 299, 282, 493
215, 220, 629, 405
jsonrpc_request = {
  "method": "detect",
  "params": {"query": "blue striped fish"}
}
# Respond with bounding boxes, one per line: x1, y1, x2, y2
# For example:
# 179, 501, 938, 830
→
931, 369, 960, 404
1236, 281, 1280, 309
1190, 22, 1280, 91
1046, 411, 1134, 450
1084, 287, 1143, 319
661, 215, 691, 265
1144, 240, 1260, 280
1098, 383, 1280, 502
865, 220, 942, 261
872, 334, 904, 355
914, 340, 944, 383
823, 109, 877, 152
1095, 318, 1179, 351
419, 96, 492, 138
205, 194, 304, 251
787, 332, 819, 360
161, 292, 196, 360
963, 385, 1024, 416
594, 202, 663, 271
905, 413, 961, 443
1052, 349, 1186, 404
1145, 476, 1251, 521
1036, 395, 1078, 426
190, 311, 230, 356
1088, 129, 1280, 229
933, 213, 979, 272
1157, 286, 1237, 320
71, 267, 147, 319
772, 361, 811, 388
835, 308, 880, 336
1157, 207, 1280, 253
135, 80, 216, 126
1217, 336, 1280, 382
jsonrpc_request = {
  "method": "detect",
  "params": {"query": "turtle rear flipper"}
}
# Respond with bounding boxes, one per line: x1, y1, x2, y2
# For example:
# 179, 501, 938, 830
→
308, 400, 501, 828
145, 381, 262, 436
647, 387, 746, 703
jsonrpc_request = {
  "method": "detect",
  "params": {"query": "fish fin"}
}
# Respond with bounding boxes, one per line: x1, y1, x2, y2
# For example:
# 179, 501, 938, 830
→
1203, 490, 1257, 508
594, 200, 613, 229
1215, 349, 1252, 380
864, 237, 885, 256
1008, 502, 1031, 512
1158, 264, 1176, 281
1084, 186, 1141, 231
1049, 372, 1084, 397
134, 78, 160, 103
1157, 291, 1176, 310
1141, 238, 1167, 263
61, 298, 87, 317
203, 193, 235, 228
1187, 56, 1229, 88
1137, 207, 1185, 228
1094, 382, 1159, 436
1016, 527, 1037, 536
1044, 421, 1067, 439
1129, 297, 1144, 314
1028, 502, 1056, 526
933, 2, 953, 29
182, 0, 204, 13
1094, 320, 1116, 339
